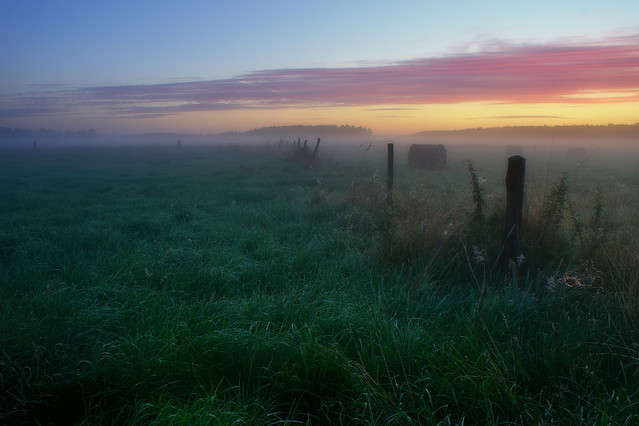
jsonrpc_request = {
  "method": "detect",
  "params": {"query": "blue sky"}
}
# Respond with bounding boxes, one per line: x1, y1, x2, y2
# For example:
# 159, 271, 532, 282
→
1, 0, 638, 135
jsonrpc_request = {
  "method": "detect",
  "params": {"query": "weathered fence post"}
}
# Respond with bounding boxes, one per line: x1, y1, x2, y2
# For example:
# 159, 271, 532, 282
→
312, 138, 321, 158
503, 155, 526, 269
387, 142, 394, 205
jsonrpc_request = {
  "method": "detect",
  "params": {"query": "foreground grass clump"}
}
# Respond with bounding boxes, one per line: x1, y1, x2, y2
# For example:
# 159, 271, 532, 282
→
1, 144, 639, 424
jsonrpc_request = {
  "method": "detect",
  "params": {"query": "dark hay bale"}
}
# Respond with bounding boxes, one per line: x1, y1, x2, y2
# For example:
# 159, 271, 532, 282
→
408, 144, 447, 169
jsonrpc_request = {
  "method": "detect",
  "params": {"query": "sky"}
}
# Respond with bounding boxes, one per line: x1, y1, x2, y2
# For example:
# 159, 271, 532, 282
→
1, 0, 638, 137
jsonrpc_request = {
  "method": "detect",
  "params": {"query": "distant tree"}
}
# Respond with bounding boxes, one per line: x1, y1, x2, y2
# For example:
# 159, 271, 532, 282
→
224, 124, 372, 138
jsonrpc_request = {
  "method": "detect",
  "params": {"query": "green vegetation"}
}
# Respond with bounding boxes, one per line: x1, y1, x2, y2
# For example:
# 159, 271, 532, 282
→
1, 143, 639, 424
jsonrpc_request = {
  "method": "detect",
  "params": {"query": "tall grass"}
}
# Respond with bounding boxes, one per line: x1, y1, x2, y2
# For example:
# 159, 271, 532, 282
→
1, 144, 639, 424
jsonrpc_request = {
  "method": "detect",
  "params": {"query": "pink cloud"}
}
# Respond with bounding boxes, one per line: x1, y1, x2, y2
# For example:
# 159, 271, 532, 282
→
3, 33, 639, 119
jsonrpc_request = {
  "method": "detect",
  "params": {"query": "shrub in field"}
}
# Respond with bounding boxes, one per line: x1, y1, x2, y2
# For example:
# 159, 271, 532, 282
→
573, 183, 608, 258
467, 160, 486, 228
464, 160, 504, 260
543, 172, 570, 234
523, 172, 613, 275
524, 172, 572, 267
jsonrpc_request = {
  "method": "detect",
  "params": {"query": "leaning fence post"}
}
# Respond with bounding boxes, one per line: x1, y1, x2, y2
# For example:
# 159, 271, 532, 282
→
387, 142, 394, 205
503, 155, 525, 269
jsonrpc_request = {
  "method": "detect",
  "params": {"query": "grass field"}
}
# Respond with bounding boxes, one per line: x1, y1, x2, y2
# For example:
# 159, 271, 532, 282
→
1, 141, 639, 424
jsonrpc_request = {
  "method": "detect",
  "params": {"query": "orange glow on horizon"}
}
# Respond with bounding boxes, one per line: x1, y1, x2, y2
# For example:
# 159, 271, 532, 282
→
136, 101, 638, 137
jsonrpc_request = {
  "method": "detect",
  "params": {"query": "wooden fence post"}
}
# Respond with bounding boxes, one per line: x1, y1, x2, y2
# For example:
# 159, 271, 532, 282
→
503, 155, 525, 268
387, 142, 394, 205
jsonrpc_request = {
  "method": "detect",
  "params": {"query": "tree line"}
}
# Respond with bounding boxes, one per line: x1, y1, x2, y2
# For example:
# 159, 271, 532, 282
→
0, 127, 98, 141
218, 124, 373, 138
413, 123, 639, 140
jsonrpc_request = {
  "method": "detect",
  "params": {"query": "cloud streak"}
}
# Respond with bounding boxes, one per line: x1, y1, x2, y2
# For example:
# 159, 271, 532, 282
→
3, 33, 639, 120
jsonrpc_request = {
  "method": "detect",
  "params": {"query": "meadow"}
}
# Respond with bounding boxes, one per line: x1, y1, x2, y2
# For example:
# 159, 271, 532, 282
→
1, 140, 639, 424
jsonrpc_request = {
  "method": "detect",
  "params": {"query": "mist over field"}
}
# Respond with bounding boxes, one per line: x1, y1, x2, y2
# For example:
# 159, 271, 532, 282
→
2, 122, 637, 152
2, 120, 639, 423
